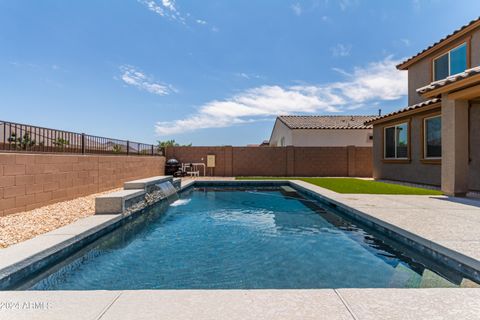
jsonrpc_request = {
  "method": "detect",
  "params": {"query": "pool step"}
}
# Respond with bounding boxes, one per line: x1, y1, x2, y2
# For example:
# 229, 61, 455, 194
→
95, 189, 145, 214
281, 185, 299, 196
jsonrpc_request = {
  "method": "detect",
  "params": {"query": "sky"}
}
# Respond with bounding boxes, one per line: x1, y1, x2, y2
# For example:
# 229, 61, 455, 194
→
0, 1, 479, 146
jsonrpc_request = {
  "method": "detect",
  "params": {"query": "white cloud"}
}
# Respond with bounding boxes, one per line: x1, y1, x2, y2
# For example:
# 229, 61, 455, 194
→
155, 57, 407, 136
139, 0, 213, 28
323, 57, 407, 102
138, 0, 185, 23
331, 44, 352, 57
331, 67, 351, 77
400, 38, 411, 47
120, 65, 175, 96
237, 73, 250, 79
338, 0, 359, 11
291, 3, 302, 16
234, 72, 264, 80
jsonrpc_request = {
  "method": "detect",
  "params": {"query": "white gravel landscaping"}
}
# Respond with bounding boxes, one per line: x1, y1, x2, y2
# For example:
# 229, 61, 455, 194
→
0, 188, 121, 249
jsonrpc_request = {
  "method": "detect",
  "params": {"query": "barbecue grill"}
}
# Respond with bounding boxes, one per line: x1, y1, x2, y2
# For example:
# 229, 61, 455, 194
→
165, 158, 182, 176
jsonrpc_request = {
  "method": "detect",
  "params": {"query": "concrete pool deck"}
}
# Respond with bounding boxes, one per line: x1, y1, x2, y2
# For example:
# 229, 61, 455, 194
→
0, 178, 479, 319
289, 180, 480, 264
1, 288, 480, 319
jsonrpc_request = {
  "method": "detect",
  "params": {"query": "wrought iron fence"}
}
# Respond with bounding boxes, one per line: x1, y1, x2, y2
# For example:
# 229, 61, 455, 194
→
0, 120, 162, 156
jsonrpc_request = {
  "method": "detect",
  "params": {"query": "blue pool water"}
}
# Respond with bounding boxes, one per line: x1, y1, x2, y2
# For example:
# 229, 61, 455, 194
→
25, 186, 470, 290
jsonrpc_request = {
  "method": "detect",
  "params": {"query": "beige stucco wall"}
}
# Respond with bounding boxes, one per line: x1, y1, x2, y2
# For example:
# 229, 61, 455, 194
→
406, 28, 480, 105
373, 103, 480, 191
380, 25, 480, 190
269, 120, 293, 146
291, 129, 373, 147
471, 31, 480, 66
469, 103, 480, 191
372, 109, 441, 186
441, 96, 470, 196
269, 119, 373, 147
408, 57, 431, 105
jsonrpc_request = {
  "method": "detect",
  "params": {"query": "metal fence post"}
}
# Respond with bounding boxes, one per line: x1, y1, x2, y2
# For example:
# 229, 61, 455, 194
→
81, 133, 85, 154
127, 141, 130, 155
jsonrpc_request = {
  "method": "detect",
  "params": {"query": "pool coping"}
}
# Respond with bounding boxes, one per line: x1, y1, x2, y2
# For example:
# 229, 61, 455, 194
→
0, 179, 478, 290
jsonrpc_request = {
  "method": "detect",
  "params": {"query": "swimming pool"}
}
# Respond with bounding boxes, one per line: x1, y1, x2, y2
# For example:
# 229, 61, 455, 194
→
17, 185, 478, 290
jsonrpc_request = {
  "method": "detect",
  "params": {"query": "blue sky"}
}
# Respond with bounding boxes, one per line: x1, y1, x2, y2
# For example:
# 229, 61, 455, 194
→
0, 1, 478, 146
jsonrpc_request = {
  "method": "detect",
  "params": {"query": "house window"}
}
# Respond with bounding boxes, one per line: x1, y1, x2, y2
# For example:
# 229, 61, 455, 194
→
279, 137, 285, 147
424, 115, 441, 159
384, 122, 409, 159
433, 43, 467, 81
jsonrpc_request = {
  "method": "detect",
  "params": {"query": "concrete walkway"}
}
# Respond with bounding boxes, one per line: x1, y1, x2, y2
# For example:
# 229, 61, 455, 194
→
1, 289, 480, 320
291, 180, 480, 263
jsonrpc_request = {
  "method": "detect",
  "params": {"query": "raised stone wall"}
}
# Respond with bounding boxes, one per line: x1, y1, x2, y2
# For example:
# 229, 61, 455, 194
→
0, 153, 165, 216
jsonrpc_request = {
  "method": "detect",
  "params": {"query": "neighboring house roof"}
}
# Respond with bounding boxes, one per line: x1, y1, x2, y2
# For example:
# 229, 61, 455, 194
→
259, 140, 270, 146
365, 98, 441, 125
416, 66, 480, 95
248, 141, 269, 147
397, 17, 480, 70
277, 115, 376, 130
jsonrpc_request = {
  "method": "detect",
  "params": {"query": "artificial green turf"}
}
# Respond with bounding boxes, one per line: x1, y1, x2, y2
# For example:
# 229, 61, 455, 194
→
235, 177, 443, 195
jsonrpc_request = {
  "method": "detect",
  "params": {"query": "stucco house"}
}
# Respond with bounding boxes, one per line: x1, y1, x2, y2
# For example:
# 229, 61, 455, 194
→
269, 115, 376, 147
367, 17, 480, 196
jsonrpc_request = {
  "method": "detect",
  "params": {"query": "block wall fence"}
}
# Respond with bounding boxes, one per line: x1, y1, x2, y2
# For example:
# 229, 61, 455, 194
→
0, 153, 165, 216
165, 146, 372, 178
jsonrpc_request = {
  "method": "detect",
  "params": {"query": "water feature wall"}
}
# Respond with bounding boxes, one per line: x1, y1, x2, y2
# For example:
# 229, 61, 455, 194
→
155, 181, 178, 198
96, 176, 180, 215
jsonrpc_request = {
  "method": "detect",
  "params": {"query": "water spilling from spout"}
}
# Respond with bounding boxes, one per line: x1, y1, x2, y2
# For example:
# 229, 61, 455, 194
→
155, 181, 178, 199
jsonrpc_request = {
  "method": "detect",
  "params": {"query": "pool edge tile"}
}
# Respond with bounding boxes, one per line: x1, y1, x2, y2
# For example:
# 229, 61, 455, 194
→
0, 214, 123, 290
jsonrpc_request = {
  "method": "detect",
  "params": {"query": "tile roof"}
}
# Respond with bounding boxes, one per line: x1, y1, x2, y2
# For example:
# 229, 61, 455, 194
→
365, 98, 441, 125
397, 17, 480, 69
278, 115, 376, 130
416, 66, 480, 95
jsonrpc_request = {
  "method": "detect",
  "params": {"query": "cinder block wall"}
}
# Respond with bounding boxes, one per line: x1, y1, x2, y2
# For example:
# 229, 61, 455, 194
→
166, 146, 372, 178
0, 153, 165, 216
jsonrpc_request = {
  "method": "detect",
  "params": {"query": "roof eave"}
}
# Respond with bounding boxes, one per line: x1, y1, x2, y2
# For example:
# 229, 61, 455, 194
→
276, 115, 376, 130
291, 127, 372, 130
276, 116, 294, 129
397, 18, 480, 70
418, 73, 480, 98
367, 102, 441, 126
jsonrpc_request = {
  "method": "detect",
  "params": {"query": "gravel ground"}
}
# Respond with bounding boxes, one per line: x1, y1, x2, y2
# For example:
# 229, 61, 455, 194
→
0, 188, 121, 249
